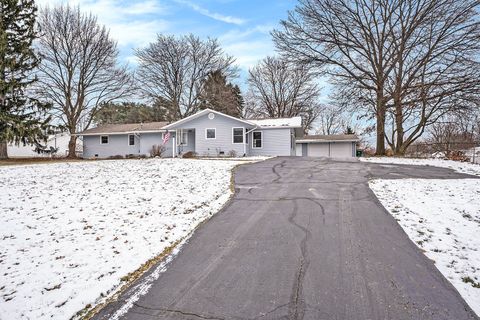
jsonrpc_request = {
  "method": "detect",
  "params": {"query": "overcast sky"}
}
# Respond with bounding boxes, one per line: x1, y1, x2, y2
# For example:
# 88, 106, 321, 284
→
35, 0, 297, 79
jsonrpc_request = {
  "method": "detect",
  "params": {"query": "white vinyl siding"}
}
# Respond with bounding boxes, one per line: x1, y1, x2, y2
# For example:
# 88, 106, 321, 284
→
168, 113, 253, 156
248, 128, 292, 156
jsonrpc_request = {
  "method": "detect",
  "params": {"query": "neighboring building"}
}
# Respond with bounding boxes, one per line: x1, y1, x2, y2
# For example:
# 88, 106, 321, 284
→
295, 134, 359, 157
7, 132, 82, 158
77, 109, 359, 159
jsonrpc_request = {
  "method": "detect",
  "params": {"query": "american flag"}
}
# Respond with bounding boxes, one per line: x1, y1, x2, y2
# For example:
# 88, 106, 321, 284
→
162, 131, 171, 145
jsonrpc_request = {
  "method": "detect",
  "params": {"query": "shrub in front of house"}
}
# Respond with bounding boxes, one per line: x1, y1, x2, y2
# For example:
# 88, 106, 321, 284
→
108, 155, 124, 159
150, 145, 166, 157
182, 151, 197, 158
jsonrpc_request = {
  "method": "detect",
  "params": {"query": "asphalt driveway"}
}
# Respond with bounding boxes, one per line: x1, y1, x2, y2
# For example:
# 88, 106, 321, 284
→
94, 157, 478, 320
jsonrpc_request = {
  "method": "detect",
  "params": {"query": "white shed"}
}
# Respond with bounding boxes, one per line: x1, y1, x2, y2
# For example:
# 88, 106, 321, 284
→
296, 134, 359, 158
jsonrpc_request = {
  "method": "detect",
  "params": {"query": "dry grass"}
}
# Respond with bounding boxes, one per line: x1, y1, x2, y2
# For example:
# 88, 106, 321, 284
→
0, 157, 88, 167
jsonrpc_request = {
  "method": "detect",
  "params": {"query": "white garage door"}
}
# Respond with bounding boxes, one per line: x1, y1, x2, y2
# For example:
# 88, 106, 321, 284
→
308, 143, 329, 157
330, 142, 353, 158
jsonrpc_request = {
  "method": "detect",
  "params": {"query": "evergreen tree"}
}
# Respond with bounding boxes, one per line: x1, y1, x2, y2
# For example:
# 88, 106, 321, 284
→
198, 70, 244, 117
93, 102, 167, 125
0, 0, 51, 159
344, 126, 355, 135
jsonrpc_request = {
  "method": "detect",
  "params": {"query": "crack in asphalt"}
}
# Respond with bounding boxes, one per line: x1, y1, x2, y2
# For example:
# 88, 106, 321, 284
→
133, 303, 226, 320
272, 160, 286, 183
250, 303, 290, 320
287, 200, 311, 320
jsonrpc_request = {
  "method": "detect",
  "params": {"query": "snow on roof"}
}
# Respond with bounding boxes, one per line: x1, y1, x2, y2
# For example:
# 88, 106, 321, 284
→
249, 116, 302, 128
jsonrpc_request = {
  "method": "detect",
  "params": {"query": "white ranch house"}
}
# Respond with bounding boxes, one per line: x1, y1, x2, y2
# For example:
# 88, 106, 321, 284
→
77, 109, 358, 158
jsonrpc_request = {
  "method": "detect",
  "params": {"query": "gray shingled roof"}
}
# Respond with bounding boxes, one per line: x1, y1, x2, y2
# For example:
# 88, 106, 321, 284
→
78, 122, 169, 135
297, 134, 359, 142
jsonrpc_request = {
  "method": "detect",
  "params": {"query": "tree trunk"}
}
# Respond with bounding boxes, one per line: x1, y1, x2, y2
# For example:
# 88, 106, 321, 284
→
0, 141, 8, 159
67, 135, 77, 158
394, 98, 405, 156
375, 90, 386, 155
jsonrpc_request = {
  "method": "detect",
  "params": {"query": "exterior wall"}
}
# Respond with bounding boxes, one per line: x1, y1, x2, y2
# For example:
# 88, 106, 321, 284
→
83, 134, 140, 158
139, 132, 170, 157
175, 113, 254, 157
295, 143, 303, 156
247, 128, 293, 157
82, 132, 196, 158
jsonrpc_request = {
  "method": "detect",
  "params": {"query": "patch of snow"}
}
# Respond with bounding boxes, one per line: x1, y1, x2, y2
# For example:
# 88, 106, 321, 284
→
250, 116, 302, 128
360, 157, 480, 176
0, 158, 255, 319
369, 178, 480, 316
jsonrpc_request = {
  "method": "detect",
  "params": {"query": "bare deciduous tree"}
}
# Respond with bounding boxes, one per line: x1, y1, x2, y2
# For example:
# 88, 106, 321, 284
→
385, 0, 480, 155
36, 5, 133, 158
316, 105, 346, 135
273, 0, 480, 155
135, 34, 236, 122
247, 56, 321, 131
273, 0, 401, 154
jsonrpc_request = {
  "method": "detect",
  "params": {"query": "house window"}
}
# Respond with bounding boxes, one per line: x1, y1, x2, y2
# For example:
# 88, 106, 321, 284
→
128, 134, 135, 146
232, 127, 244, 144
177, 131, 188, 146
252, 131, 262, 149
100, 135, 109, 144
206, 128, 216, 139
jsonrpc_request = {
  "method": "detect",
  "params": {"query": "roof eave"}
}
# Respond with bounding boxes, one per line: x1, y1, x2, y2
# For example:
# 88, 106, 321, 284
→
258, 125, 303, 129
75, 129, 167, 136
162, 108, 256, 129
296, 139, 359, 143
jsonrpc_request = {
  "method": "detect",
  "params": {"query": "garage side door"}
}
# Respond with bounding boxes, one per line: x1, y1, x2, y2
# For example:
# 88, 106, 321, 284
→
308, 143, 329, 157
330, 142, 353, 158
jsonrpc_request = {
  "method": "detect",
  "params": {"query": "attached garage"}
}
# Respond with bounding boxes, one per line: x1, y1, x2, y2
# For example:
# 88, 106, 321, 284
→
296, 134, 359, 158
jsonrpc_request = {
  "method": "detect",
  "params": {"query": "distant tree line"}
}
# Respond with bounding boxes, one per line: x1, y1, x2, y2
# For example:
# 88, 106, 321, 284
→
1, 0, 479, 158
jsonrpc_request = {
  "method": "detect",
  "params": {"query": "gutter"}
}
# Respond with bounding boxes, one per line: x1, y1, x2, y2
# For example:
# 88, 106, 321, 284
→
296, 139, 359, 143
73, 130, 168, 136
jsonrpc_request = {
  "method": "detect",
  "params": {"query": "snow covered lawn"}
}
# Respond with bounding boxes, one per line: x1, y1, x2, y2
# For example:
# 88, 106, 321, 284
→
0, 158, 254, 319
367, 159, 480, 316
360, 156, 480, 176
